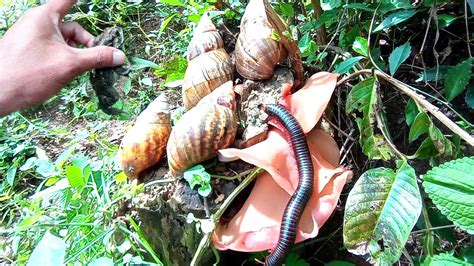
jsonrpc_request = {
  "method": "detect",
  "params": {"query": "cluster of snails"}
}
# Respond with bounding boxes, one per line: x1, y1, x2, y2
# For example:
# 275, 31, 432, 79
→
117, 0, 300, 180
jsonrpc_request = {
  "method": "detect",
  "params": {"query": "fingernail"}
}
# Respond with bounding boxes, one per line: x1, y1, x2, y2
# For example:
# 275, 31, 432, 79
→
113, 50, 126, 65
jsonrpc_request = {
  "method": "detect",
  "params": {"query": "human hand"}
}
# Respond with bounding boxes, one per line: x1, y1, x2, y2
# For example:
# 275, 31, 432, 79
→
0, 0, 126, 116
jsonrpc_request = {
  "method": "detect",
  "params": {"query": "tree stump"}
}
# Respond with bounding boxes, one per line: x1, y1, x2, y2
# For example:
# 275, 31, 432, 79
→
135, 168, 237, 265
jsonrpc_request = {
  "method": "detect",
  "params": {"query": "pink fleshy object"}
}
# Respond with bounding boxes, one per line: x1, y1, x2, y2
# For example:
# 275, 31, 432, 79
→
212, 72, 353, 252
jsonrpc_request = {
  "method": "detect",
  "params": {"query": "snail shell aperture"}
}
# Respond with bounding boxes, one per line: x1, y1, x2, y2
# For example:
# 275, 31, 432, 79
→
118, 93, 171, 179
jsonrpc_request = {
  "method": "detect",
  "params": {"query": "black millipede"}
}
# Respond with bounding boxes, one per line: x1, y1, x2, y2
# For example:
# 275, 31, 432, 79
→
261, 103, 314, 266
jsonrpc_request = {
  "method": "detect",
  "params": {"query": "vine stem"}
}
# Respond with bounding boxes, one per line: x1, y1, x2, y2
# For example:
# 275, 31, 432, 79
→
190, 167, 264, 266
337, 69, 474, 146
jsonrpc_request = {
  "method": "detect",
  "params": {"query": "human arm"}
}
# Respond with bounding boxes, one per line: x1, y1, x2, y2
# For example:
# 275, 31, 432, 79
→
0, 0, 125, 116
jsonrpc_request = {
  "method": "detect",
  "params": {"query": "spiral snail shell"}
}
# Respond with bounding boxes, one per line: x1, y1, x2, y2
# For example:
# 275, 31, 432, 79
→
235, 0, 287, 81
187, 13, 224, 61
118, 93, 171, 179
182, 13, 233, 110
167, 81, 237, 177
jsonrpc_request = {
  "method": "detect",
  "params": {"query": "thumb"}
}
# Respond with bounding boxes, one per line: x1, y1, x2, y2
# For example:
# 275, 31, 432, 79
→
76, 46, 126, 72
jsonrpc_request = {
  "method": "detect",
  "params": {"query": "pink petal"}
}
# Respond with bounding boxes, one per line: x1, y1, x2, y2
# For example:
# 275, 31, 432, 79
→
213, 129, 352, 251
213, 72, 352, 252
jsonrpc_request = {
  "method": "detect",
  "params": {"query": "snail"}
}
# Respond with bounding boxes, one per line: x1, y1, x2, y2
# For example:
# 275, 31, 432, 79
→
187, 13, 224, 61
118, 93, 171, 180
167, 81, 237, 177
182, 13, 233, 110
235, 0, 287, 81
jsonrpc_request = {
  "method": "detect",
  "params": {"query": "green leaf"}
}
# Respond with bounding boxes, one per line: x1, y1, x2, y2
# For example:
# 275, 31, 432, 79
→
66, 165, 84, 188
469, 0, 474, 14
123, 77, 132, 95
342, 3, 374, 12
277, 3, 294, 17
352, 37, 369, 57
413, 137, 438, 159
27, 231, 66, 266
373, 9, 417, 32
416, 66, 450, 82
405, 98, 419, 126
131, 57, 158, 70
183, 165, 212, 197
346, 78, 394, 160
389, 42, 411, 75
18, 213, 41, 227
339, 25, 360, 49
445, 59, 472, 101
321, 0, 342, 10
422, 156, 474, 233
460, 244, 474, 264
140, 77, 153, 87
334, 56, 364, 74
409, 112, 430, 142
159, 14, 177, 34
344, 161, 422, 265
284, 252, 309, 266
422, 253, 467, 265
466, 85, 474, 109
159, 0, 185, 7
438, 14, 457, 29
6, 166, 17, 187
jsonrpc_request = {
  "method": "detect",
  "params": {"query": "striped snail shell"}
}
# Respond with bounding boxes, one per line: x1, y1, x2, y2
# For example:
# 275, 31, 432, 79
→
118, 93, 171, 180
182, 13, 233, 110
235, 0, 287, 81
187, 13, 224, 61
167, 81, 237, 177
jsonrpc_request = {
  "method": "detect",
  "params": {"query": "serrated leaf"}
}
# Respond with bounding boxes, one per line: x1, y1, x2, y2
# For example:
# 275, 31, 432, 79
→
27, 231, 66, 266
344, 161, 422, 265
445, 59, 472, 101
422, 253, 467, 265
66, 165, 84, 188
422, 157, 474, 233
352, 37, 369, 57
346, 78, 394, 160
334, 56, 364, 74
389, 42, 411, 75
373, 9, 417, 32
409, 112, 430, 142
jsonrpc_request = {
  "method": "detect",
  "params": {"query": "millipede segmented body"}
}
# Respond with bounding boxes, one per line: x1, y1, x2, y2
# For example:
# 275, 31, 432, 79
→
262, 104, 314, 266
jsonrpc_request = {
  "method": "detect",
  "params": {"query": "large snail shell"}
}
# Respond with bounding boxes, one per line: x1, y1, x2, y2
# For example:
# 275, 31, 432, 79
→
235, 0, 286, 80
182, 48, 233, 110
187, 13, 224, 61
167, 81, 237, 177
118, 93, 171, 179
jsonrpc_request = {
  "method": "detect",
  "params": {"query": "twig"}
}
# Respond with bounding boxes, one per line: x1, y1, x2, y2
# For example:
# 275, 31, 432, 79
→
263, 0, 304, 85
465, 0, 472, 57
210, 168, 254, 180
338, 69, 474, 146
190, 167, 264, 266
